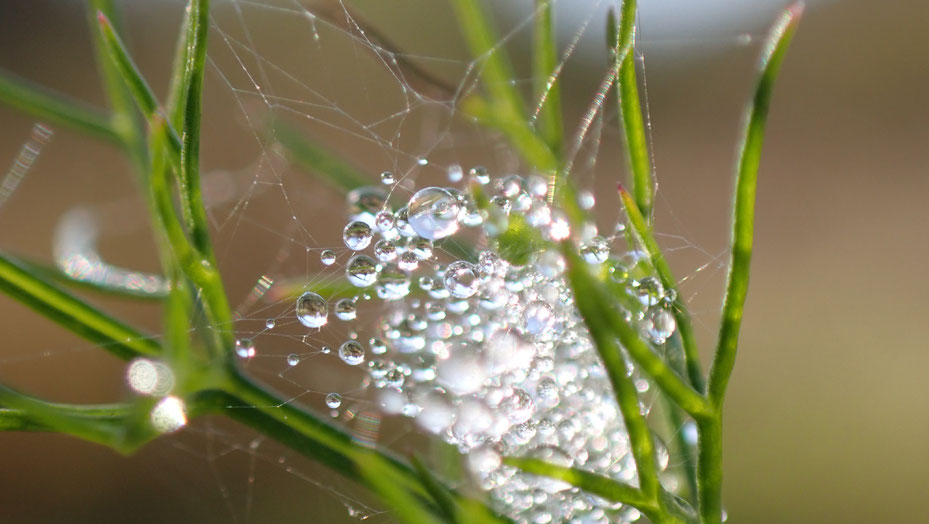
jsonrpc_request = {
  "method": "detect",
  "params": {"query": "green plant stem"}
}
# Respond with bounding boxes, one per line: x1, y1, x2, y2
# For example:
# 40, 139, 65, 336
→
0, 71, 122, 144
698, 5, 803, 522
0, 409, 47, 431
505, 457, 650, 509
0, 383, 149, 453
461, 95, 559, 174
707, 1, 803, 408
531, 0, 563, 158
148, 116, 230, 357
564, 247, 660, 501
214, 370, 432, 501
450, 0, 527, 126
593, 282, 711, 417
611, 0, 653, 218
0, 253, 160, 360
619, 186, 705, 393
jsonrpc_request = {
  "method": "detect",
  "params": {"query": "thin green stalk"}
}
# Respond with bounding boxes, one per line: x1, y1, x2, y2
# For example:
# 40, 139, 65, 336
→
87, 0, 146, 155
619, 186, 705, 393
707, 3, 804, 407
0, 253, 160, 360
564, 246, 661, 502
0, 408, 47, 432
504, 457, 652, 510
573, 258, 711, 417
179, 0, 214, 258
531, 0, 563, 158
148, 116, 230, 357
0, 384, 148, 453
609, 1, 653, 218
0, 71, 122, 144
449, 0, 527, 126
461, 95, 559, 173
699, 5, 803, 522
216, 370, 432, 500
696, 417, 723, 524
95, 11, 186, 167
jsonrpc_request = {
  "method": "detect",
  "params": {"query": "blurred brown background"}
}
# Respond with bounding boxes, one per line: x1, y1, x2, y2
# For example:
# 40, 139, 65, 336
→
0, 0, 927, 522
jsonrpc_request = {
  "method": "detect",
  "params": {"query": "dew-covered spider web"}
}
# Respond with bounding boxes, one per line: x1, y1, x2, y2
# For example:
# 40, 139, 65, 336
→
0, 0, 784, 521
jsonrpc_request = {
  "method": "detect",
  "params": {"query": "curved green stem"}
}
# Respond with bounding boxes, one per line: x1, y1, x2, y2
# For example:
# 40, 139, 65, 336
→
0, 253, 160, 360
619, 186, 705, 393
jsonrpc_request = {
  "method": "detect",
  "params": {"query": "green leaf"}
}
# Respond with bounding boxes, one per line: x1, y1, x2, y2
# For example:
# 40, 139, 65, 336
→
531, 0, 563, 157
618, 186, 705, 392
0, 253, 160, 360
0, 70, 122, 144
708, 2, 804, 407
610, 1, 653, 218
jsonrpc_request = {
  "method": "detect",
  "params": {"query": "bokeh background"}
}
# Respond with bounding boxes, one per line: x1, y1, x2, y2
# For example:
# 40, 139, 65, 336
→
0, 0, 927, 522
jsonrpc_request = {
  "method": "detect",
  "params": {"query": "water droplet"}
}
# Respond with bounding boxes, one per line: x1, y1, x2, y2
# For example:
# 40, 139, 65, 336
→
343, 221, 374, 250
346, 254, 378, 287
577, 190, 595, 210
335, 298, 357, 320
286, 354, 300, 366
374, 240, 398, 262
325, 392, 343, 409
407, 187, 460, 240
377, 263, 411, 301
634, 277, 664, 307
235, 338, 256, 359
296, 292, 328, 328
469, 166, 490, 185
339, 340, 365, 366
447, 164, 463, 183
265, 318, 276, 329
444, 261, 480, 298
643, 307, 676, 344
320, 249, 336, 266
524, 301, 555, 335
380, 171, 395, 185
347, 186, 387, 225
398, 251, 419, 271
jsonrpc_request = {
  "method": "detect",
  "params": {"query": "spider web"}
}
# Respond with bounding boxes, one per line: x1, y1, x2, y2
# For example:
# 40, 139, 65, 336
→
0, 0, 777, 521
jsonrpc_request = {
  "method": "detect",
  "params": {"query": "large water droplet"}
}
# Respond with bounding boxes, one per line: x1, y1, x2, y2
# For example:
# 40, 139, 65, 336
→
346, 254, 378, 287
335, 298, 357, 320
377, 263, 411, 301
320, 249, 336, 266
444, 261, 480, 298
343, 221, 374, 250
643, 307, 676, 344
325, 392, 343, 409
407, 187, 460, 240
286, 354, 300, 366
380, 171, 395, 185
339, 340, 365, 366
296, 291, 328, 328
524, 301, 555, 335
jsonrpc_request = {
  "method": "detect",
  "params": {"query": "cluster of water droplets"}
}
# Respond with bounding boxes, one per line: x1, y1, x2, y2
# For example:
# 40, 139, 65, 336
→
283, 166, 681, 523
